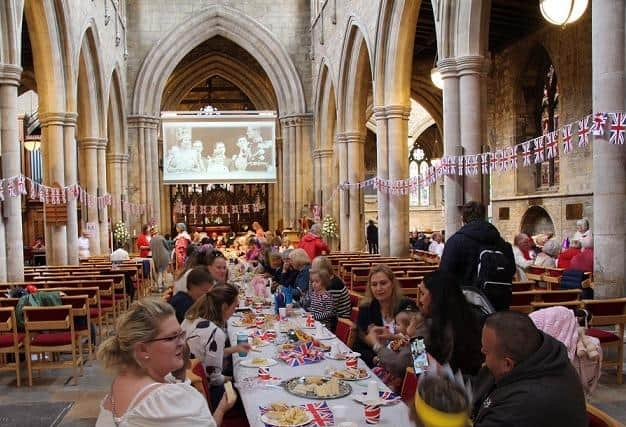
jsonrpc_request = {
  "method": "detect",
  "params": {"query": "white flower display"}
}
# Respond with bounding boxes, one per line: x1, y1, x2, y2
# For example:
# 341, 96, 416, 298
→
321, 215, 338, 239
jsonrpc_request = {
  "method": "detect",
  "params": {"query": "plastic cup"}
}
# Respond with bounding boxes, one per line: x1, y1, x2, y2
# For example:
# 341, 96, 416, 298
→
345, 357, 358, 369
257, 367, 271, 380
364, 406, 380, 424
279, 307, 287, 320
366, 380, 379, 400
236, 332, 249, 357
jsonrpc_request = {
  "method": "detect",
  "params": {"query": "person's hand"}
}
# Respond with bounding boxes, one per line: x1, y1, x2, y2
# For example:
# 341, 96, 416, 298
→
365, 327, 381, 348
217, 390, 237, 412
236, 343, 252, 353
368, 325, 393, 341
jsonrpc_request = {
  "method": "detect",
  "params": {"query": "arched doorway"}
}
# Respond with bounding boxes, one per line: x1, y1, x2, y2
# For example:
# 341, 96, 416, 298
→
520, 205, 555, 238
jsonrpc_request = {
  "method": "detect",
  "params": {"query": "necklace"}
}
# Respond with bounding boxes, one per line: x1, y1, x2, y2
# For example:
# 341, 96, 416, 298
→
109, 380, 123, 427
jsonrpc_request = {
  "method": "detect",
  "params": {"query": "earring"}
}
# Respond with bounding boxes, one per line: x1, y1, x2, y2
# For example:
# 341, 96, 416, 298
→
145, 355, 150, 360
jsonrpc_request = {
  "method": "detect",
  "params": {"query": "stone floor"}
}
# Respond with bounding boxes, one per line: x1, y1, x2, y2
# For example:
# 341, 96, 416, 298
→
0, 351, 625, 426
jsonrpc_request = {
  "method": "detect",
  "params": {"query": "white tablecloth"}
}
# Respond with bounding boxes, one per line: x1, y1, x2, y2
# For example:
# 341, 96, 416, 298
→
228, 310, 412, 426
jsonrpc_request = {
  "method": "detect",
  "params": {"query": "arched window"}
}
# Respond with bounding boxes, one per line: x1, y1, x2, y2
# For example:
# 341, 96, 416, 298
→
537, 64, 559, 189
409, 144, 430, 206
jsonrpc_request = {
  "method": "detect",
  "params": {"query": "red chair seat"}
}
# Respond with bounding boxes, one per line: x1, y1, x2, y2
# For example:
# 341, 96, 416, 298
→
90, 308, 102, 318
0, 333, 24, 347
31, 332, 73, 346
586, 328, 619, 343
100, 300, 114, 307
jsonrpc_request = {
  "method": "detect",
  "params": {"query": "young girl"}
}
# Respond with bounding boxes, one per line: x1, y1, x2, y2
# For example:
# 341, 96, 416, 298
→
181, 284, 250, 409
303, 269, 337, 330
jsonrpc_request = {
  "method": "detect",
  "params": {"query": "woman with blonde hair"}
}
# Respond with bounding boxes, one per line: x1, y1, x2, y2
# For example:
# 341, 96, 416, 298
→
181, 284, 250, 409
353, 264, 417, 367
96, 298, 235, 426
288, 248, 312, 300
311, 256, 351, 321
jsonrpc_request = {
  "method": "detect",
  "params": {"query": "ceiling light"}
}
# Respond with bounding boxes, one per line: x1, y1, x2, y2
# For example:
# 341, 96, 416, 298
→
430, 67, 443, 90
24, 139, 41, 152
540, 0, 588, 26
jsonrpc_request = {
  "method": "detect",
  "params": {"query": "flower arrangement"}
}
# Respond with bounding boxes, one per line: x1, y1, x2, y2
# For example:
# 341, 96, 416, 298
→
113, 221, 130, 249
321, 215, 338, 239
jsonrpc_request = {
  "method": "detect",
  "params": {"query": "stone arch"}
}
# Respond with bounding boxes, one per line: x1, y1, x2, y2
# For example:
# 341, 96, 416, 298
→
161, 53, 277, 111
374, 0, 420, 106
411, 75, 443, 133
0, 1, 24, 65
314, 59, 337, 151
105, 64, 128, 157
132, 5, 305, 116
520, 205, 555, 237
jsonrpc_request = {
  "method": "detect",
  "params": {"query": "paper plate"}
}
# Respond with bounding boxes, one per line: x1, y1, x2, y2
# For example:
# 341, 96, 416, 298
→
260, 411, 313, 427
325, 351, 361, 360
240, 357, 278, 368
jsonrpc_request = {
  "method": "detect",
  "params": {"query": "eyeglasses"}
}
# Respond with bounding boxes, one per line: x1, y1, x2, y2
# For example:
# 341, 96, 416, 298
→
146, 330, 186, 343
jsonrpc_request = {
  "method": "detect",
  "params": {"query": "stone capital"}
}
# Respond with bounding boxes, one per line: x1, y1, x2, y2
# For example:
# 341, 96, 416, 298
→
78, 136, 103, 150
437, 58, 458, 78
0, 64, 22, 86
280, 113, 313, 127
313, 148, 334, 159
456, 55, 486, 77
96, 138, 109, 150
373, 106, 387, 121
383, 105, 411, 120
128, 114, 160, 128
341, 131, 366, 144
107, 152, 129, 164
40, 112, 73, 127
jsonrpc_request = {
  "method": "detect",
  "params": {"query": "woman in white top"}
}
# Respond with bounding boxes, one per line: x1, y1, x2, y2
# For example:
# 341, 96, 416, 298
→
512, 233, 535, 281
181, 284, 249, 409
96, 298, 235, 427
573, 218, 592, 243
78, 230, 90, 259
428, 232, 445, 257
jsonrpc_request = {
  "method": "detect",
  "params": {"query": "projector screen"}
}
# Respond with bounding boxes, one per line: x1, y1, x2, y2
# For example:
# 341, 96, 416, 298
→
161, 112, 277, 184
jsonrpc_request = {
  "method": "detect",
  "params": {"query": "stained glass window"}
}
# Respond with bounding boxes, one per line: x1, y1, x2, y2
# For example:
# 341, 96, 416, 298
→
409, 143, 430, 206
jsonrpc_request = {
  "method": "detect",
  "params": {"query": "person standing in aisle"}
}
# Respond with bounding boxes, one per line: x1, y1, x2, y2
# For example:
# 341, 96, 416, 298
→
366, 220, 379, 254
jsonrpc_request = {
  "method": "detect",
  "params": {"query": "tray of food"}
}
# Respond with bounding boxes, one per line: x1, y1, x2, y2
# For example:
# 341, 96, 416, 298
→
325, 351, 361, 360
232, 312, 256, 327
329, 367, 370, 381
260, 403, 313, 427
282, 376, 352, 400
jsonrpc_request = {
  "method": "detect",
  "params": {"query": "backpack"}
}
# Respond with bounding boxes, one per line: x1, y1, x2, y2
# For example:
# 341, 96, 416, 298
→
475, 249, 513, 311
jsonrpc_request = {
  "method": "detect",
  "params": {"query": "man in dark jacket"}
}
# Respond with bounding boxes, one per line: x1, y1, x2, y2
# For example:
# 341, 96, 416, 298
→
366, 220, 378, 254
439, 201, 515, 287
472, 311, 587, 427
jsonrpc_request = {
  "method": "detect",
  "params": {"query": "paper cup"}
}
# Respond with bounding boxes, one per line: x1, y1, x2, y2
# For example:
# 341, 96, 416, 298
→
345, 357, 358, 369
265, 329, 277, 341
257, 367, 271, 380
255, 317, 265, 329
364, 406, 380, 424
278, 307, 287, 320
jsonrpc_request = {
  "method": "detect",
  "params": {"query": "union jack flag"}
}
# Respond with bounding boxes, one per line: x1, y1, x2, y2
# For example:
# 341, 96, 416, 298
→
545, 131, 558, 159
260, 401, 334, 427
577, 115, 591, 147
591, 112, 607, 136
609, 112, 626, 145
562, 124, 574, 154
481, 153, 490, 175
360, 390, 401, 403
278, 341, 324, 367
457, 156, 464, 176
522, 141, 532, 167
533, 137, 545, 164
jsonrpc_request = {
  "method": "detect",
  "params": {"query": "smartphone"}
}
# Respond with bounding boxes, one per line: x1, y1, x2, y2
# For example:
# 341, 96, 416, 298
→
410, 336, 429, 374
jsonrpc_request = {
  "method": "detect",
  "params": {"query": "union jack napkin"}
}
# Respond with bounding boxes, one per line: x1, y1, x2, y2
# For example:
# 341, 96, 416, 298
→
259, 401, 334, 427
278, 341, 324, 367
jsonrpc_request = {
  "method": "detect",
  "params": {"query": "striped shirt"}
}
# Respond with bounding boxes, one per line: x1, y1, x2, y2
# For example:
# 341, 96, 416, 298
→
309, 290, 336, 329
329, 276, 352, 319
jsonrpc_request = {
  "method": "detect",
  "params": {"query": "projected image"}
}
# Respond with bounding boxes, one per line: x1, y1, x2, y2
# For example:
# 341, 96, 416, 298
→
162, 119, 276, 183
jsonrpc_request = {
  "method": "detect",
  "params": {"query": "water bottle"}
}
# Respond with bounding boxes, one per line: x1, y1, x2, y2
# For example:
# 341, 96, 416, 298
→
236, 331, 249, 358
562, 237, 570, 249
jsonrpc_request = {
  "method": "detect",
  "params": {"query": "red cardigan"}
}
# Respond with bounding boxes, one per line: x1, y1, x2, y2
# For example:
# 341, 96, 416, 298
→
557, 248, 581, 270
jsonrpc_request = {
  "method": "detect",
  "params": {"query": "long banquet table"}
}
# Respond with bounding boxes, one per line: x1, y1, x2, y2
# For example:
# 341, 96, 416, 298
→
228, 309, 413, 426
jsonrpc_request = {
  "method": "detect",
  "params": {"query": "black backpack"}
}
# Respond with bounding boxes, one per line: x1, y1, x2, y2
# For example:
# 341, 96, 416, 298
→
474, 249, 513, 311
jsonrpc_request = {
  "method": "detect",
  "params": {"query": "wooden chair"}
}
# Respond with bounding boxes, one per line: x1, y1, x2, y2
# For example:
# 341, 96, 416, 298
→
0, 307, 23, 386
526, 265, 546, 283
192, 359, 211, 408
541, 267, 565, 290
401, 287, 419, 299
60, 295, 93, 361
587, 403, 626, 427
584, 298, 626, 384
512, 281, 535, 292
510, 291, 536, 314
400, 366, 418, 401
335, 318, 355, 348
350, 306, 360, 323
398, 276, 422, 289
23, 305, 83, 386
348, 291, 363, 307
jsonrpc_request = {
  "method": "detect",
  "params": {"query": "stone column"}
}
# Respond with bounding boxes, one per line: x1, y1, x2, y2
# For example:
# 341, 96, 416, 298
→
40, 112, 68, 265
386, 105, 411, 257
592, 0, 626, 297
439, 59, 463, 236
97, 139, 110, 254
336, 133, 349, 250
374, 107, 390, 255
313, 149, 322, 205
279, 119, 292, 227
127, 116, 147, 225
317, 148, 334, 213
288, 121, 297, 227
345, 132, 365, 251
0, 64, 24, 278
78, 137, 101, 254
275, 137, 283, 230
458, 56, 486, 204
107, 152, 126, 225
146, 118, 161, 226
63, 112, 79, 264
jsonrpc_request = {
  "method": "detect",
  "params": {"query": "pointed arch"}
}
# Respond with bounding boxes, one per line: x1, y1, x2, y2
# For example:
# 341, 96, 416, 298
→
314, 58, 338, 151
0, 0, 24, 65
106, 64, 128, 156
132, 5, 305, 116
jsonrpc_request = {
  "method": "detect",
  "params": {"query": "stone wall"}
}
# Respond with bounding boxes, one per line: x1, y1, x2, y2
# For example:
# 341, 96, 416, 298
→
487, 14, 592, 241
126, 0, 312, 112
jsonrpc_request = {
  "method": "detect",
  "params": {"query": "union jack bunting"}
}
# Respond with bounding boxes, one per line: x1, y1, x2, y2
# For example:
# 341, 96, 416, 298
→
609, 112, 626, 145
562, 124, 574, 154
507, 147, 518, 170
545, 131, 558, 159
0, 180, 4, 201
260, 401, 334, 427
489, 151, 498, 173
29, 179, 37, 200
533, 137, 545, 164
457, 155, 464, 176
577, 115, 591, 147
591, 112, 607, 136
6, 178, 16, 198
481, 153, 490, 175
38, 186, 46, 203
449, 156, 456, 175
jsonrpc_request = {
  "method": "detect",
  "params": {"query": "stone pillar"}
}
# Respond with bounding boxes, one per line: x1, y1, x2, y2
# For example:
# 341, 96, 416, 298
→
275, 137, 283, 230
128, 116, 147, 225
374, 107, 390, 255
63, 113, 79, 264
298, 116, 314, 207
336, 133, 349, 250
317, 148, 334, 210
439, 59, 463, 236
279, 119, 292, 227
0, 64, 24, 278
592, 0, 626, 297
145, 118, 161, 226
386, 105, 411, 257
97, 139, 109, 254
78, 137, 101, 254
107, 152, 126, 226
345, 132, 365, 251
313, 149, 322, 205
458, 56, 485, 204
40, 112, 68, 265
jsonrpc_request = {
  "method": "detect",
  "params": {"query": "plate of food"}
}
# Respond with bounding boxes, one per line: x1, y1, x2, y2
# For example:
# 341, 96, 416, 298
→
330, 367, 370, 381
240, 357, 278, 368
250, 336, 271, 347
232, 312, 256, 327
260, 403, 313, 427
325, 351, 361, 360
311, 332, 335, 340
283, 376, 352, 400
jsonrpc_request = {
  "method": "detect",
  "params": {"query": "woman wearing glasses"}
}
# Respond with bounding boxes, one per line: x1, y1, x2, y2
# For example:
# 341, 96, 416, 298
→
96, 298, 236, 426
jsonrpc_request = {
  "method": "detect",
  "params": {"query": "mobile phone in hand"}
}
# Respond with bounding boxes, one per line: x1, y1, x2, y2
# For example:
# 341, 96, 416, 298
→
410, 336, 429, 374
